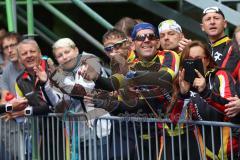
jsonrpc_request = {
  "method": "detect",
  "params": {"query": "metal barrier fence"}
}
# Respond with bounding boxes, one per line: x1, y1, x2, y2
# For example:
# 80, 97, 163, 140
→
0, 114, 240, 160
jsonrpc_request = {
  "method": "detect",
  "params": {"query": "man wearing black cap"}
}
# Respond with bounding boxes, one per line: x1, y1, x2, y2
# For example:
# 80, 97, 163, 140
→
201, 6, 240, 80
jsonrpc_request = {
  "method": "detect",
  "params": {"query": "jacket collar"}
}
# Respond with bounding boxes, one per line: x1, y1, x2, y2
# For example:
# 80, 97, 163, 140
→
211, 35, 231, 47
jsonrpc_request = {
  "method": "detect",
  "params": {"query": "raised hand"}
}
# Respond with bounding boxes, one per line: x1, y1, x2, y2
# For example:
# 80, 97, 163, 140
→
0, 110, 25, 121
178, 38, 192, 52
109, 52, 128, 75
33, 65, 48, 83
179, 69, 190, 94
78, 64, 99, 81
12, 97, 28, 111
225, 96, 240, 117
83, 94, 95, 107
193, 69, 206, 93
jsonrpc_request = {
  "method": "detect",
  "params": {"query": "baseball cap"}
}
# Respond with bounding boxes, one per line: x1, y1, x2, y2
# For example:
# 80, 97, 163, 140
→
202, 6, 225, 19
131, 22, 159, 40
158, 19, 182, 34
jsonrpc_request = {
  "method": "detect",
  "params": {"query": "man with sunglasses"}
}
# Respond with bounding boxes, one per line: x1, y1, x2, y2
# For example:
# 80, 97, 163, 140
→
97, 27, 174, 160
131, 22, 179, 79
129, 22, 179, 160
100, 23, 178, 160
90, 24, 178, 99
201, 6, 240, 80
103, 29, 132, 75
79, 22, 181, 159
91, 27, 175, 93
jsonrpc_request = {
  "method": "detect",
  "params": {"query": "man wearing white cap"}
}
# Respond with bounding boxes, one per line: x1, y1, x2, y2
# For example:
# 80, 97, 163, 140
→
158, 19, 191, 54
201, 6, 240, 80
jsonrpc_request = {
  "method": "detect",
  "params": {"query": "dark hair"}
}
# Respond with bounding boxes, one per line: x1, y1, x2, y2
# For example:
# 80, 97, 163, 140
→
102, 28, 127, 43
180, 40, 216, 70
114, 17, 139, 37
168, 40, 217, 113
2, 32, 22, 44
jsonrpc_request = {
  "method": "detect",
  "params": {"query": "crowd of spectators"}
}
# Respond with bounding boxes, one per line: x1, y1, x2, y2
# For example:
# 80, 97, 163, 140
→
0, 6, 240, 160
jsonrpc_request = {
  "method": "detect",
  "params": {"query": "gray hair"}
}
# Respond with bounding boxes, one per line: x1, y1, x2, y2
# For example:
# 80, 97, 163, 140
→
17, 38, 41, 54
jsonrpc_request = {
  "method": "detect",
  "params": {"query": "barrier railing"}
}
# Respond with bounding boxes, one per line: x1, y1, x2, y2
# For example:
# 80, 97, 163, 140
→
0, 115, 239, 160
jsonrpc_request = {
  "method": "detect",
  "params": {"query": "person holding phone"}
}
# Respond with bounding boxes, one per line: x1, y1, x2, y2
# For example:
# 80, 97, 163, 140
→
165, 40, 239, 159
179, 41, 236, 99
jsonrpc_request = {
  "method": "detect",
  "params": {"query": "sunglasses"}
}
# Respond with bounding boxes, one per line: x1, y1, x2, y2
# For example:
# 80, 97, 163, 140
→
104, 39, 127, 52
134, 33, 158, 41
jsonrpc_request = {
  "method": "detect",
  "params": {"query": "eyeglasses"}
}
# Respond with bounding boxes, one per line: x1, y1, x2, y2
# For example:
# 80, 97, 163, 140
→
2, 43, 18, 51
134, 33, 158, 42
104, 39, 127, 52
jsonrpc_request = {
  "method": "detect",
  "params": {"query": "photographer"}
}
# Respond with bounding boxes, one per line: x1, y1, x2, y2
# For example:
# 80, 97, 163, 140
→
166, 40, 239, 159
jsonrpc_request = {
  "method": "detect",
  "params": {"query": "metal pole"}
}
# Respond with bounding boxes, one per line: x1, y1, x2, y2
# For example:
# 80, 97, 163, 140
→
12, 0, 17, 31
72, 0, 113, 29
17, 7, 59, 41
178, 0, 183, 13
17, 14, 55, 45
237, 3, 240, 12
38, 0, 104, 53
5, 0, 16, 31
27, 0, 34, 35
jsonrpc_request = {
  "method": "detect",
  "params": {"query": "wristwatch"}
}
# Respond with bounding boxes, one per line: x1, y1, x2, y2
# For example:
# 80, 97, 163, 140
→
24, 106, 33, 116
5, 103, 13, 112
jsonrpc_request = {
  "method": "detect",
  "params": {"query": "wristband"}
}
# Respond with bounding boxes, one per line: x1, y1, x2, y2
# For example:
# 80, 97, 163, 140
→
5, 103, 13, 112
24, 106, 33, 116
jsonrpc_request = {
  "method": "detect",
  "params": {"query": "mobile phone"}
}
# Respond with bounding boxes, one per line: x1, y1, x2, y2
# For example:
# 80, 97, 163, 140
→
183, 59, 204, 84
